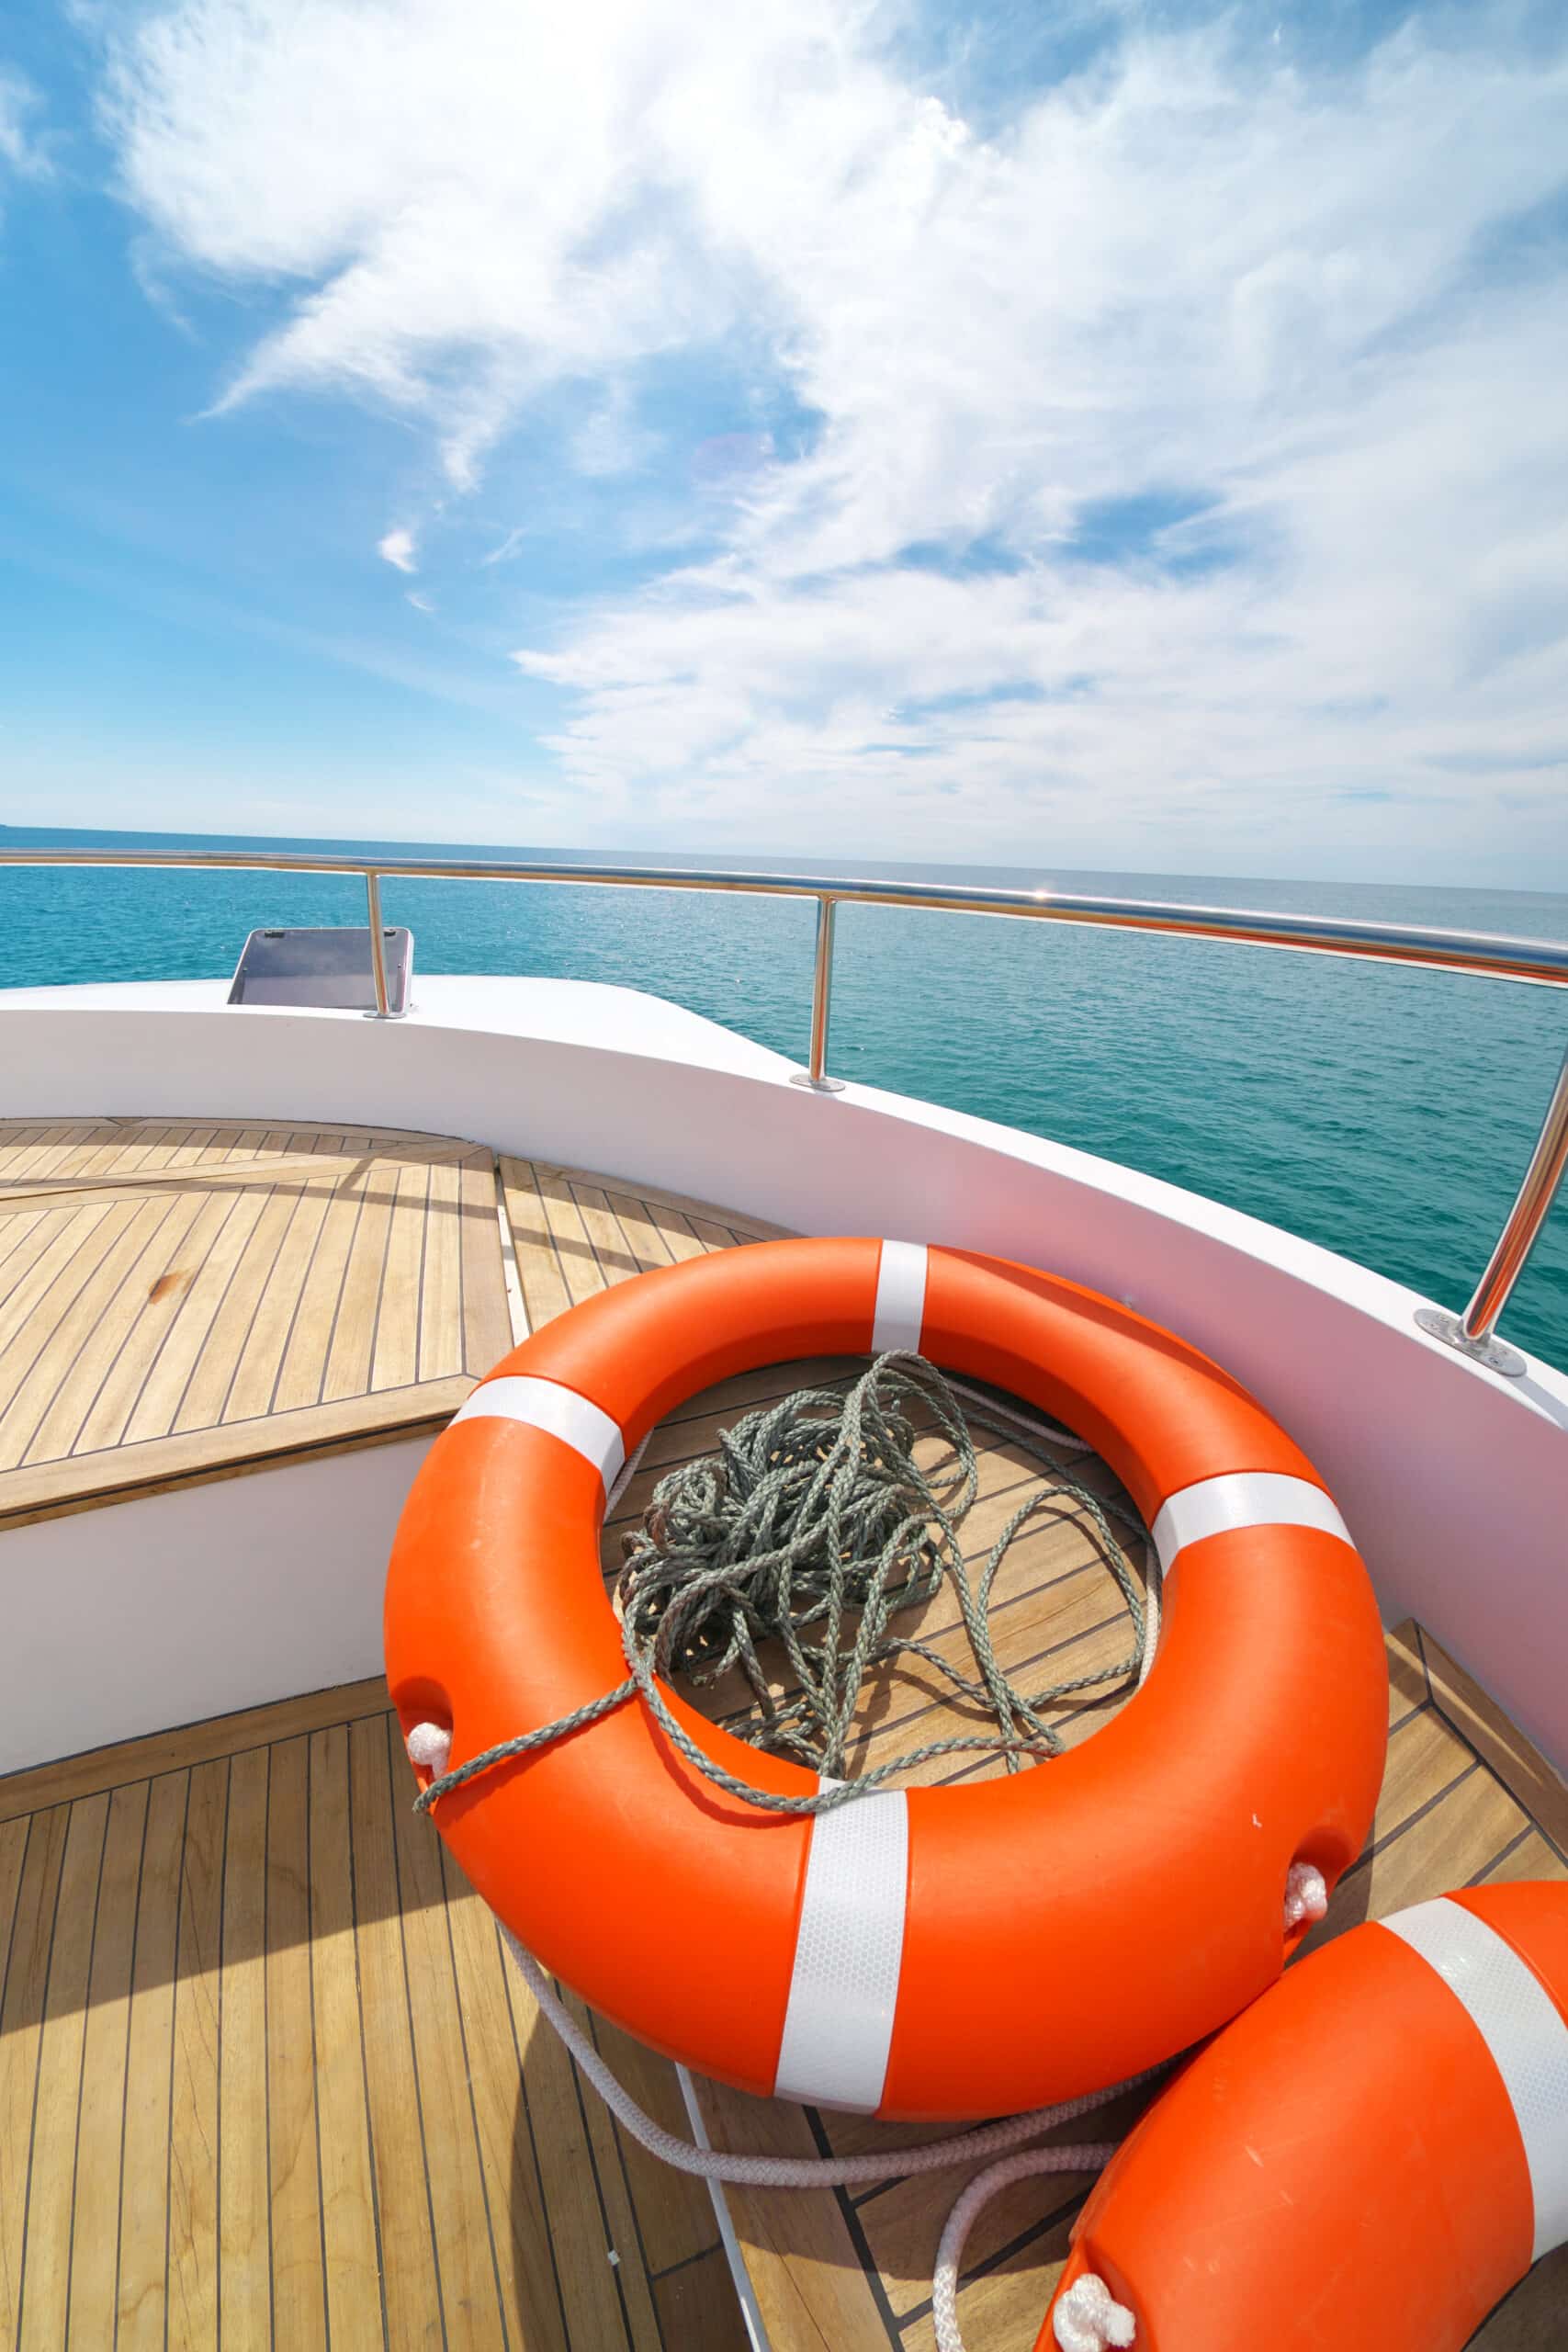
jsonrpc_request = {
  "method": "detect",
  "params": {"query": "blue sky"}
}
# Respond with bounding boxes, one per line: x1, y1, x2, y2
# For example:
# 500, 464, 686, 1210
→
1, 0, 1565, 882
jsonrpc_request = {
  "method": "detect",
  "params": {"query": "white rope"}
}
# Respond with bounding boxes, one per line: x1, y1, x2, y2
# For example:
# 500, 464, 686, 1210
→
405, 1720, 452, 1772
605, 1427, 653, 1516
501, 1928, 1145, 2187
931, 2148, 1123, 2352
1283, 1860, 1328, 1928
501, 1928, 1136, 2351
1051, 2273, 1138, 2351
1134, 1550, 1160, 1684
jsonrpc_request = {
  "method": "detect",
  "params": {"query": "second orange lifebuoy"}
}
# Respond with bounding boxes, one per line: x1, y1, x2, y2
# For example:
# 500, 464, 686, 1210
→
1041, 1881, 1568, 2351
384, 1238, 1388, 2120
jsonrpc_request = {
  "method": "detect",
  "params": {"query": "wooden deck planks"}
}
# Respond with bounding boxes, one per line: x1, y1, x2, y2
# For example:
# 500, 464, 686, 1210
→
497, 1154, 784, 1336
17, 1792, 108, 2348
0, 1213, 73, 1334
0, 1807, 68, 2344
458, 1156, 513, 1376
224, 1176, 341, 1426
0, 1818, 29, 2001
321, 1161, 400, 1407
530, 1168, 618, 1309
0, 1203, 153, 1453
419, 1155, 466, 1383
499, 1158, 576, 1332
655, 2248, 759, 2352
310, 1723, 386, 2349
386, 1718, 512, 2348
64, 1780, 149, 2347
495, 1948, 643, 2352
1, 1194, 207, 1467
372, 1159, 433, 1394
220, 1747, 272, 2349
1420, 1626, 1568, 1863
0, 1122, 513, 1529
266, 1735, 330, 2349
550, 1984, 666, 2352
346, 1714, 448, 2352
0, 1206, 118, 1361
273, 1155, 378, 1414
124, 1183, 277, 1444
439, 1847, 573, 2352
165, 1759, 226, 2348
64, 1186, 253, 1457
689, 2083, 897, 2351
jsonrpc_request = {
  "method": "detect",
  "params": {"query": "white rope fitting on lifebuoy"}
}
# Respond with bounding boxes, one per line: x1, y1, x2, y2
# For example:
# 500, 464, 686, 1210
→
406, 1721, 452, 1774
1284, 1860, 1328, 1929
1053, 2272, 1137, 2351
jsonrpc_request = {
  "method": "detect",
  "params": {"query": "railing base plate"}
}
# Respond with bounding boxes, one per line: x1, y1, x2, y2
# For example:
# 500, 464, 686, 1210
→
789, 1072, 847, 1094
1414, 1306, 1527, 1378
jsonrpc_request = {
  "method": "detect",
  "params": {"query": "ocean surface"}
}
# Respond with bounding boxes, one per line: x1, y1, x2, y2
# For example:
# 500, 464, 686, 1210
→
3, 826, 1565, 1369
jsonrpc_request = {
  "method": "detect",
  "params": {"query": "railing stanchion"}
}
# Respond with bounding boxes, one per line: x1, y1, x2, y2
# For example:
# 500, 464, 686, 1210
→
792, 895, 845, 1092
1416, 1037, 1568, 1375
365, 872, 393, 1018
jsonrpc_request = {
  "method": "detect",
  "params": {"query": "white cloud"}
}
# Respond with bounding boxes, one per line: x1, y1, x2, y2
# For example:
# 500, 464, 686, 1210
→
99, 2, 1568, 872
378, 526, 417, 573
0, 66, 51, 180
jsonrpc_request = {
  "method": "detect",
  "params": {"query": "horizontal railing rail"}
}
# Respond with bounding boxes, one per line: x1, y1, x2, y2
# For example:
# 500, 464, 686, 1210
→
2, 844, 1565, 1375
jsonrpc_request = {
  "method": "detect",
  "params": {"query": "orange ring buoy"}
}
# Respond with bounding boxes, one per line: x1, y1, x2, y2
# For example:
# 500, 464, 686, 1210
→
1040, 1881, 1568, 2351
384, 1238, 1388, 2120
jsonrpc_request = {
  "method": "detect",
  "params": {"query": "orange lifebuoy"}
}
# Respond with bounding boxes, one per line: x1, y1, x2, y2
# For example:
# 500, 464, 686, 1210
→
1041, 1881, 1568, 2352
384, 1238, 1388, 2120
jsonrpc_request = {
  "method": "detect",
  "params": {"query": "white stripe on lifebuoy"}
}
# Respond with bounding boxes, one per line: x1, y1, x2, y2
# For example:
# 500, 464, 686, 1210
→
450, 1375, 626, 1492
873, 1241, 928, 1355
1384, 1896, 1568, 2262
773, 1781, 909, 2112
1150, 1472, 1352, 1574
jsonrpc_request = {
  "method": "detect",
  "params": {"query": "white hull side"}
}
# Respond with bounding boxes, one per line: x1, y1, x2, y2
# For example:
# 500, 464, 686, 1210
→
1, 1437, 428, 1776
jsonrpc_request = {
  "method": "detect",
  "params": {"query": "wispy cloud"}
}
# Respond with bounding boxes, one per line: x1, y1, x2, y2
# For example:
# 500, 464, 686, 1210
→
378, 526, 417, 574
0, 65, 51, 181
96, 1, 1568, 867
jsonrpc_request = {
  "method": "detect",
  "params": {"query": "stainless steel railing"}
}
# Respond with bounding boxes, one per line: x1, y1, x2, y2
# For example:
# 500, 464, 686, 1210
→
4, 844, 1566, 1375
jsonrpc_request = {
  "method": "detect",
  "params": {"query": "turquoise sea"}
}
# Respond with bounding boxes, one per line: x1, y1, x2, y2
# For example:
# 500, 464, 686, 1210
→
2, 826, 1565, 1370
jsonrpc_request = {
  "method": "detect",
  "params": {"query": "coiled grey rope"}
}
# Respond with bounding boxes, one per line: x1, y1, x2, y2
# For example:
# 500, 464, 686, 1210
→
416, 1351, 1154, 1816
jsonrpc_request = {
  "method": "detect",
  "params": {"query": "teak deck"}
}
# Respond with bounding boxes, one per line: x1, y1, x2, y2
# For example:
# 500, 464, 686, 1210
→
0, 1123, 784, 1531
0, 1118, 513, 1529
1, 1137, 1564, 2348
